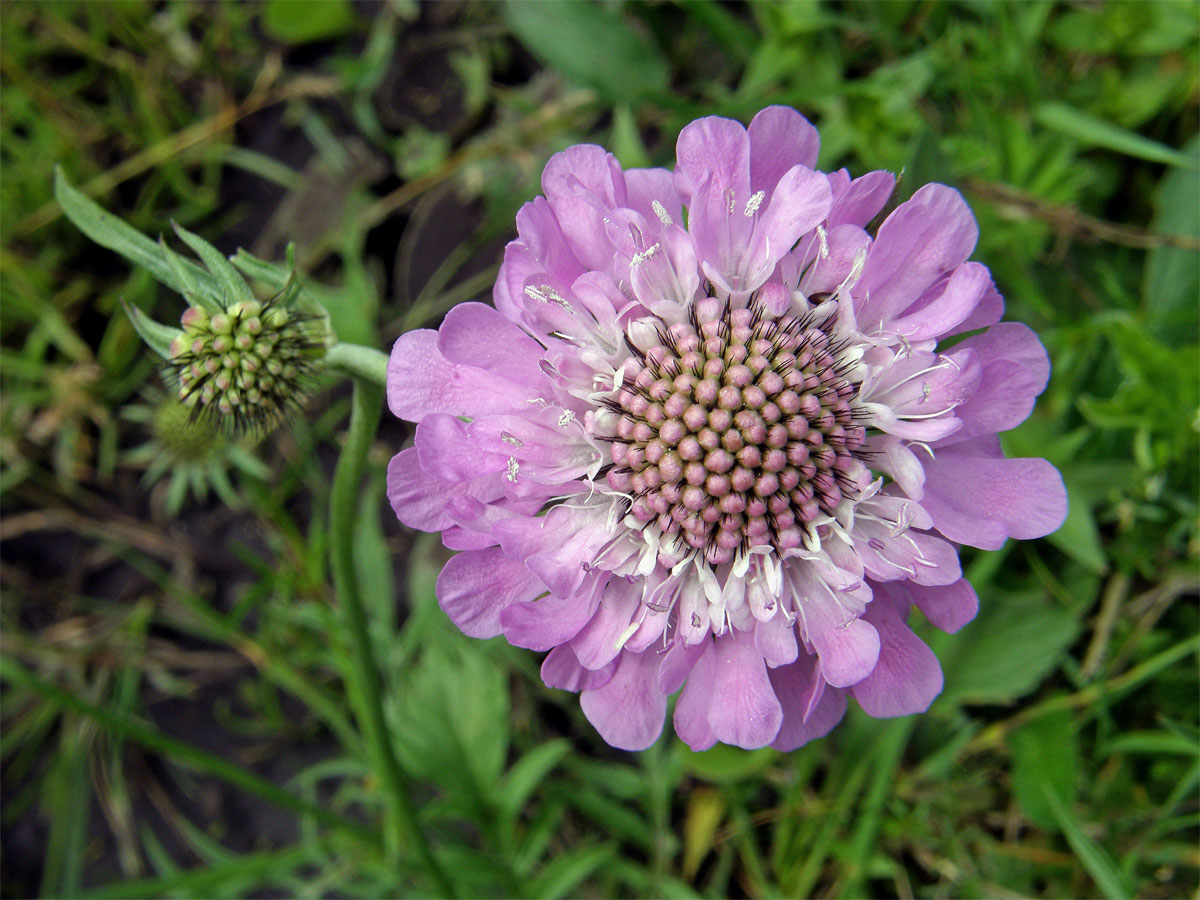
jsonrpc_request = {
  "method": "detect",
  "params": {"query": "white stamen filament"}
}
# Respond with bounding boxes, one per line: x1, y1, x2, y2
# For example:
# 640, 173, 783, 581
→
631, 243, 661, 266
744, 190, 765, 217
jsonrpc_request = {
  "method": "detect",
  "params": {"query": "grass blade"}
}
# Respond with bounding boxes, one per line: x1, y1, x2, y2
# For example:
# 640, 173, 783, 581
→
1035, 103, 1200, 170
1042, 783, 1130, 900
0, 657, 376, 846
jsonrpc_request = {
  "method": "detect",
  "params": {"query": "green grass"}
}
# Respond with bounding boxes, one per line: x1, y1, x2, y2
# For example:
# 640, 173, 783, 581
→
2, 1, 1197, 897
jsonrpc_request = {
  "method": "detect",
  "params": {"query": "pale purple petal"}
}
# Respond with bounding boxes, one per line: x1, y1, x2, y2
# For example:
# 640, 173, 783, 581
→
706, 628, 784, 748
828, 170, 895, 228
541, 645, 617, 692
742, 165, 832, 289
624, 167, 683, 225
811, 616, 880, 688
570, 578, 643, 669
888, 261, 993, 342
500, 591, 600, 651
855, 184, 979, 333
386, 449, 504, 532
515, 196, 585, 281
921, 438, 1069, 549
754, 612, 799, 667
437, 548, 546, 638
388, 329, 542, 421
908, 579, 979, 633
542, 145, 627, 271
580, 649, 667, 751
438, 302, 547, 385
415, 414, 508, 482
748, 106, 820, 193
851, 591, 943, 717
672, 642, 718, 751
796, 224, 871, 295
938, 323, 1050, 444
947, 279, 1004, 335
861, 435, 925, 499
675, 116, 750, 202
493, 502, 614, 597
768, 655, 847, 751
659, 638, 708, 694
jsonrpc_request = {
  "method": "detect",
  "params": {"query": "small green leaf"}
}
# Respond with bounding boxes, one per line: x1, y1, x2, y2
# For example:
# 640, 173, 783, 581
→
260, 0, 358, 45
938, 593, 1080, 706
1046, 476, 1109, 574
504, 0, 669, 103
1034, 103, 1200, 169
679, 743, 777, 784
172, 222, 254, 308
1010, 708, 1077, 829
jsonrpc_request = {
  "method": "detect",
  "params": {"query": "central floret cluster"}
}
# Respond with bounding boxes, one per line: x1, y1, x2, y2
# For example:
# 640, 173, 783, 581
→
607, 299, 865, 565
386, 106, 1067, 753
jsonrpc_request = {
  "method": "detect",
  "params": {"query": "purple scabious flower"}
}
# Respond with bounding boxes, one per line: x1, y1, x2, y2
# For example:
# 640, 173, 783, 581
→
386, 108, 1067, 751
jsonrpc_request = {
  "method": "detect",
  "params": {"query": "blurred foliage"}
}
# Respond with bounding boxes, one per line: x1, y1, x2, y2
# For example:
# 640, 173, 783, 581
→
1, 1, 1197, 898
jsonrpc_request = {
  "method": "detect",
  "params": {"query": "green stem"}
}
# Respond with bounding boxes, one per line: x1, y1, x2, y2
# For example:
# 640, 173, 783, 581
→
329, 377, 455, 898
324, 342, 389, 388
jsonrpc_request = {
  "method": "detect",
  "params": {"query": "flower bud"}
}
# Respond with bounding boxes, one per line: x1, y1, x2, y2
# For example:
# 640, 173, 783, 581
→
168, 296, 327, 432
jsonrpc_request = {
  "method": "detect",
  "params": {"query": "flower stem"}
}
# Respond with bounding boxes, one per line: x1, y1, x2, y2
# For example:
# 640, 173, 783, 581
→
325, 341, 389, 387
329, 377, 455, 897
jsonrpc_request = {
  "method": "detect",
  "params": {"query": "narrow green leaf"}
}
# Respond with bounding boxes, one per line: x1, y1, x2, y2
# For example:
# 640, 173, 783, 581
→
498, 739, 572, 820
504, 0, 669, 102
232, 247, 292, 292
54, 168, 222, 308
1144, 133, 1200, 345
528, 843, 615, 900
121, 301, 183, 361
563, 788, 651, 849
159, 235, 199, 297
40, 714, 93, 898
1046, 476, 1108, 574
1104, 730, 1200, 758
172, 222, 254, 308
80, 845, 313, 899
1041, 784, 1131, 900
610, 105, 652, 169
1034, 103, 1200, 169
0, 657, 375, 845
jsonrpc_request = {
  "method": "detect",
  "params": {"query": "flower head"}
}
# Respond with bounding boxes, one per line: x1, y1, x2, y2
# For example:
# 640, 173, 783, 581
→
386, 107, 1067, 751
167, 296, 326, 432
